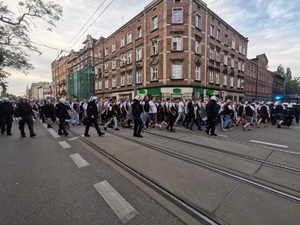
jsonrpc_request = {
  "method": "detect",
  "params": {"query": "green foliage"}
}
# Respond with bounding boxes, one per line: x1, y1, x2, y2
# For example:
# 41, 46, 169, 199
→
277, 65, 300, 94
0, 0, 63, 74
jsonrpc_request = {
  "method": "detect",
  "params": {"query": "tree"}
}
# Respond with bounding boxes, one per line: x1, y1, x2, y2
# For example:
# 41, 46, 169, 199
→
277, 64, 285, 77
0, 0, 63, 79
278, 65, 300, 95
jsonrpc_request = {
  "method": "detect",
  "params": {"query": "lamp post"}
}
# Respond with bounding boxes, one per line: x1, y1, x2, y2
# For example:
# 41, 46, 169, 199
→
133, 39, 137, 97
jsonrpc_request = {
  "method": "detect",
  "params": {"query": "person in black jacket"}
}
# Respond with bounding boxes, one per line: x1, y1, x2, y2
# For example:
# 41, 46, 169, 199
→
44, 99, 56, 128
0, 97, 14, 135
132, 95, 143, 137
205, 96, 219, 136
14, 96, 36, 137
84, 96, 105, 137
55, 98, 70, 136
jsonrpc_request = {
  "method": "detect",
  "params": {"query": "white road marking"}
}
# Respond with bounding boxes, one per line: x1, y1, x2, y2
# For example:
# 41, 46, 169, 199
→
250, 140, 288, 149
69, 153, 90, 168
216, 134, 229, 138
58, 141, 71, 149
40, 120, 60, 138
94, 181, 138, 224
68, 137, 79, 141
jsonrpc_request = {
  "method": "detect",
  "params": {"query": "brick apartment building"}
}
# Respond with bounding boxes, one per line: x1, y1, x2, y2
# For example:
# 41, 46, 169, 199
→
51, 55, 68, 98
245, 54, 274, 102
91, 0, 248, 101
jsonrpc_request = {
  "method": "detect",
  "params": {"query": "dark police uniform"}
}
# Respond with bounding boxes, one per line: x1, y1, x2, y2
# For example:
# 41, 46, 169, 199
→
205, 100, 219, 135
55, 102, 70, 136
84, 100, 105, 137
0, 100, 14, 135
15, 100, 36, 137
132, 99, 143, 137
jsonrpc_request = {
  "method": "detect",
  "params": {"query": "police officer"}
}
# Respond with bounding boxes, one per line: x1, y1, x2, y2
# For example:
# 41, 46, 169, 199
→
132, 95, 143, 137
15, 96, 36, 137
274, 101, 285, 128
55, 98, 70, 136
205, 96, 219, 136
84, 96, 105, 137
0, 97, 14, 135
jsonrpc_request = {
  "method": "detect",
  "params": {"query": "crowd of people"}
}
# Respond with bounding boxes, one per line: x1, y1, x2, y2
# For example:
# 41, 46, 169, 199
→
0, 95, 299, 138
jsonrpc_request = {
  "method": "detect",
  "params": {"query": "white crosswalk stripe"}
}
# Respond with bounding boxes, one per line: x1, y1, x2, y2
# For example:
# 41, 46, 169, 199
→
58, 141, 71, 149
94, 181, 138, 224
69, 153, 90, 168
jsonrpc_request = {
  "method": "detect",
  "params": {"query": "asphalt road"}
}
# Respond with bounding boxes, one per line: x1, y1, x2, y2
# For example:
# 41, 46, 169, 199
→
0, 122, 185, 225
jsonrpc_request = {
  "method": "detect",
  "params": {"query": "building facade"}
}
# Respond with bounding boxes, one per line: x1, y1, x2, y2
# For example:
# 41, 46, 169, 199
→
91, 0, 248, 101
52, 56, 68, 98
245, 54, 273, 102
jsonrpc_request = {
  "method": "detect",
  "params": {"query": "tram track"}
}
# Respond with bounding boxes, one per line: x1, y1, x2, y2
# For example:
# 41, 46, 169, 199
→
68, 129, 224, 225
144, 130, 300, 173
68, 127, 300, 225
100, 130, 300, 204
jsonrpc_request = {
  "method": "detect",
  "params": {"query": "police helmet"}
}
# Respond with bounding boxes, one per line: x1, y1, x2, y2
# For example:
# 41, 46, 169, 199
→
19, 96, 28, 100
59, 98, 66, 104
210, 95, 218, 101
2, 97, 9, 102
134, 95, 141, 101
90, 96, 98, 102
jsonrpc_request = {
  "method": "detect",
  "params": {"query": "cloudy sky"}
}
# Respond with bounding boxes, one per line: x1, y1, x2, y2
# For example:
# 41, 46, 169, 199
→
4, 0, 300, 96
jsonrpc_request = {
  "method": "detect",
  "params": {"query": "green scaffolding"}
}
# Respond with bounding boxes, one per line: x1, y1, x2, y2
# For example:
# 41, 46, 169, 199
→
67, 65, 94, 100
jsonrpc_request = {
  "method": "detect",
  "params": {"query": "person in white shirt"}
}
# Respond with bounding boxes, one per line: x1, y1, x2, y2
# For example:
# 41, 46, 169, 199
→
148, 97, 158, 127
174, 98, 185, 126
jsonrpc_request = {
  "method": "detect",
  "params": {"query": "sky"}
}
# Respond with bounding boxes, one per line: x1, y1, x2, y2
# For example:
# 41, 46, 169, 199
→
3, 0, 300, 96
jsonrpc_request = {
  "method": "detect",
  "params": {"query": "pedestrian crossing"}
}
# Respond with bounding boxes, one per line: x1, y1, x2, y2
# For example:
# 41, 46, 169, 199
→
42, 120, 138, 224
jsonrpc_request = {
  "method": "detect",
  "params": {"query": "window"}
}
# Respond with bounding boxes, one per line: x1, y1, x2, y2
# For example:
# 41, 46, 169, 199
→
104, 62, 108, 71
137, 70, 142, 83
95, 80, 99, 90
121, 74, 125, 86
239, 43, 242, 53
195, 39, 201, 54
224, 54, 228, 65
136, 48, 142, 60
230, 76, 234, 86
127, 32, 132, 44
99, 79, 103, 90
120, 37, 125, 47
121, 55, 126, 66
242, 62, 245, 72
172, 8, 183, 24
137, 26, 142, 39
195, 66, 201, 81
231, 58, 235, 68
223, 74, 227, 85
215, 51, 220, 62
232, 38, 235, 50
127, 72, 132, 84
152, 16, 158, 30
209, 70, 214, 83
151, 66, 158, 81
105, 78, 108, 89
195, 14, 201, 29
127, 52, 132, 64
172, 64, 182, 79
237, 78, 241, 88
112, 59, 116, 69
172, 36, 182, 51
210, 24, 215, 37
112, 76, 116, 88
209, 48, 214, 60
215, 72, 220, 84
105, 47, 108, 56
242, 45, 246, 55
225, 34, 228, 45
112, 42, 116, 52
152, 39, 158, 55
238, 61, 242, 70
216, 29, 220, 40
